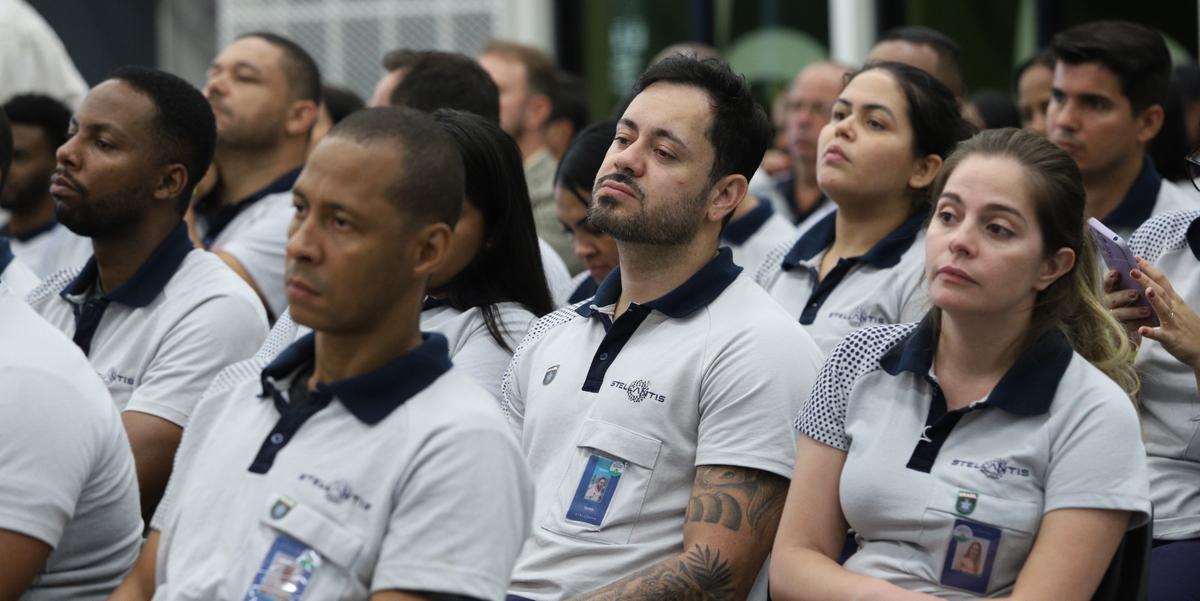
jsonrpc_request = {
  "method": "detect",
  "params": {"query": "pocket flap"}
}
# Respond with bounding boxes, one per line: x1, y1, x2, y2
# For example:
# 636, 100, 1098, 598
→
259, 494, 364, 568
927, 483, 1042, 534
575, 419, 662, 469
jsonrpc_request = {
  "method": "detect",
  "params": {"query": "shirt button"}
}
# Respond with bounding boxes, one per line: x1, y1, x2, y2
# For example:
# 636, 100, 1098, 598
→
269, 433, 285, 445
599, 353, 609, 361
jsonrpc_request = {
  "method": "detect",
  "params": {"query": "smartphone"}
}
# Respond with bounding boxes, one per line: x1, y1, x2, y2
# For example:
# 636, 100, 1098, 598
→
1086, 218, 1159, 327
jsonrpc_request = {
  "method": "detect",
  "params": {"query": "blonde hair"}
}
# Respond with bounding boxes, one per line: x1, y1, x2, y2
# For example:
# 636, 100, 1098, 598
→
929, 128, 1139, 398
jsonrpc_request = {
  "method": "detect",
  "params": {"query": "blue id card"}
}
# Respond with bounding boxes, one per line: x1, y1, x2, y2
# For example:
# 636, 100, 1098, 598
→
940, 518, 1001, 594
565, 454, 624, 526
244, 533, 322, 601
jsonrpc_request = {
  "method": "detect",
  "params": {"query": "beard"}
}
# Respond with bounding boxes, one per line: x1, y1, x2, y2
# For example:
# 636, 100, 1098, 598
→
0, 173, 52, 214
55, 175, 153, 239
587, 172, 708, 246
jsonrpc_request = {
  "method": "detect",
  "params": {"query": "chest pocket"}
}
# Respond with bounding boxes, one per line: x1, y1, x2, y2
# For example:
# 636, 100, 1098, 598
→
911, 482, 1042, 596
542, 419, 662, 544
248, 494, 365, 599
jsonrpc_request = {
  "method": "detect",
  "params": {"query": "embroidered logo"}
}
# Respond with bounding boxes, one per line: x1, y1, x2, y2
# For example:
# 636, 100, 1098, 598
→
609, 379, 666, 403
270, 497, 295, 520
956, 491, 978, 515
950, 458, 1031, 479
100, 367, 136, 386
978, 458, 1009, 480
828, 304, 889, 328
297, 473, 372, 511
543, 364, 559, 386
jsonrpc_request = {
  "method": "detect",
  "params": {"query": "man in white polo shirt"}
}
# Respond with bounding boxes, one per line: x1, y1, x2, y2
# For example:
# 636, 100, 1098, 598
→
112, 107, 532, 601
503, 56, 823, 600
26, 67, 268, 521
0, 283, 142, 600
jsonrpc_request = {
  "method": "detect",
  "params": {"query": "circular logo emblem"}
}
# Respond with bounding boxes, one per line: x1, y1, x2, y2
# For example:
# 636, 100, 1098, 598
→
953, 524, 974, 543
626, 380, 650, 402
326, 480, 353, 504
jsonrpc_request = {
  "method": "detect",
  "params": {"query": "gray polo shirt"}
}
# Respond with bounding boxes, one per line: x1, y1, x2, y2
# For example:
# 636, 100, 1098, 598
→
502, 248, 823, 599
1129, 208, 1200, 540
799, 320, 1150, 598
755, 209, 930, 356
151, 333, 533, 600
0, 284, 141, 601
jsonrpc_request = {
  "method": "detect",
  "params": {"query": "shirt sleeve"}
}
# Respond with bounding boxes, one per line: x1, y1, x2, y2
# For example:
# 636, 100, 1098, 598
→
218, 205, 292, 318
795, 331, 877, 451
125, 295, 268, 427
452, 307, 534, 400
371, 423, 533, 599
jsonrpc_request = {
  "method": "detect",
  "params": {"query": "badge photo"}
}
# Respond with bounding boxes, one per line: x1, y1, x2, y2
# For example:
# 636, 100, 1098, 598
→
940, 519, 1001, 595
565, 454, 625, 527
245, 533, 322, 601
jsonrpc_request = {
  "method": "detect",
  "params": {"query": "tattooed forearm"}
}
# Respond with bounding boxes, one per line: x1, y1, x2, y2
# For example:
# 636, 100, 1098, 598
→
686, 466, 788, 532
573, 545, 735, 601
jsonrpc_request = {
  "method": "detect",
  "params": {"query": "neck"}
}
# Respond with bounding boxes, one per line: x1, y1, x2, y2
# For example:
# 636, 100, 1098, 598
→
614, 234, 717, 318
518, 136, 545, 162
934, 307, 1032, 402
4, 196, 57, 236
310, 299, 424, 386
91, 213, 179, 292
213, 142, 305, 208
1083, 151, 1145, 220
791, 159, 823, 215
828, 194, 911, 258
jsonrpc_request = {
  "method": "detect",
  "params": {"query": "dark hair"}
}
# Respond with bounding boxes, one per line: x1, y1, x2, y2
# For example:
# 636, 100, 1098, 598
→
237, 31, 323, 105
108, 66, 216, 213
390, 51, 500, 123
1175, 63, 1200, 104
1150, 77, 1190, 181
555, 120, 616, 203
968, 89, 1021, 130
1013, 47, 1055, 92
2, 93, 71, 151
0, 110, 11, 187
327, 107, 463, 227
877, 25, 964, 95
1051, 21, 1170, 114
382, 48, 421, 72
549, 71, 590, 135
484, 40, 558, 100
321, 84, 364, 123
631, 56, 771, 183
929, 128, 1137, 396
431, 109, 554, 350
851, 61, 974, 204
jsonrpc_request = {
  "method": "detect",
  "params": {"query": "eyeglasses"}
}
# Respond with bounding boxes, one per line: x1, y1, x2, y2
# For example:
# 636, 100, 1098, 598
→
1187, 147, 1200, 194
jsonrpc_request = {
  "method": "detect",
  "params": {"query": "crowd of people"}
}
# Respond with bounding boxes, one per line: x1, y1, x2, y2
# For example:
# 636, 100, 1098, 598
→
0, 14, 1198, 601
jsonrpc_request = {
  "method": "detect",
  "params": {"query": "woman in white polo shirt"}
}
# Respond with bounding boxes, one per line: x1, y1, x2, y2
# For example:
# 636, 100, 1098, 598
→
755, 61, 974, 355
554, 120, 620, 306
770, 128, 1150, 600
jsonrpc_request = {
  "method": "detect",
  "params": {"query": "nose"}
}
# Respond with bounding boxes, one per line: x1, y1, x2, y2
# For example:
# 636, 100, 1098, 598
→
946, 220, 976, 257
1047, 96, 1077, 133
609, 140, 644, 178
203, 70, 227, 99
55, 131, 80, 171
573, 231, 596, 260
831, 114, 854, 140
285, 208, 322, 266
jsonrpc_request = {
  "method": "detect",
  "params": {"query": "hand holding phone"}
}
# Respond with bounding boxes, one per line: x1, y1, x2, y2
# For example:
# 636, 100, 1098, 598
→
1087, 218, 1159, 327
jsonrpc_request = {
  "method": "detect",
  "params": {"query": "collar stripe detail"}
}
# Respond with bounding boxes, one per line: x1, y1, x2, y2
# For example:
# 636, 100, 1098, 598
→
1103, 157, 1162, 231
201, 167, 301, 247
722, 199, 775, 245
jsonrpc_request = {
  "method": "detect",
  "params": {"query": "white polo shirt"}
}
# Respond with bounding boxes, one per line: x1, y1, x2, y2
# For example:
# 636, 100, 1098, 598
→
151, 333, 533, 600
3, 221, 91, 277
0, 237, 39, 297
0, 284, 142, 601
721, 197, 798, 272
755, 209, 930, 356
1103, 157, 1200, 239
799, 320, 1151, 599
1128, 209, 1200, 541
26, 223, 269, 426
502, 248, 823, 599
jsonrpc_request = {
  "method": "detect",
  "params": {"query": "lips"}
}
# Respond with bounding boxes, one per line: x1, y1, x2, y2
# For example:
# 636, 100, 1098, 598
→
822, 144, 849, 164
285, 276, 320, 302
594, 174, 642, 202
49, 172, 82, 200
936, 265, 978, 285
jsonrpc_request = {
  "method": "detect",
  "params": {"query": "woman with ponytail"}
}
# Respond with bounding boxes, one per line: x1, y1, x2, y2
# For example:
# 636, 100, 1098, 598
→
770, 128, 1149, 600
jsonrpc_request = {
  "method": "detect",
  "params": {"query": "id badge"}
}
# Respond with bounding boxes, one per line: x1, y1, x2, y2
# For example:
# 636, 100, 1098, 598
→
244, 533, 322, 601
565, 454, 624, 526
940, 518, 1001, 594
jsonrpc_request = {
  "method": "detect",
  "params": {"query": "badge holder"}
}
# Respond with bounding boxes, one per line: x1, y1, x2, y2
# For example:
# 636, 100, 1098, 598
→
244, 498, 323, 601
940, 518, 1001, 595
565, 454, 625, 526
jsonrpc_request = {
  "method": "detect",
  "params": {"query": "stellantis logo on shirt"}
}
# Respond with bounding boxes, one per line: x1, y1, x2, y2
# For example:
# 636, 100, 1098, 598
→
610, 379, 666, 403
951, 458, 1030, 480
100, 367, 136, 386
828, 305, 888, 328
298, 473, 372, 511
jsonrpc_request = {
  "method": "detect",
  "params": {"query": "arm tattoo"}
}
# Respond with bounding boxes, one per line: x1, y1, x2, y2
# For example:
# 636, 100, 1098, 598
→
686, 466, 788, 533
574, 544, 735, 601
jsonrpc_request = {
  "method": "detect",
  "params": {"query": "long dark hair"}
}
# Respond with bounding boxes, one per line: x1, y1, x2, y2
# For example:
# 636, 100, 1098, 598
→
431, 109, 554, 350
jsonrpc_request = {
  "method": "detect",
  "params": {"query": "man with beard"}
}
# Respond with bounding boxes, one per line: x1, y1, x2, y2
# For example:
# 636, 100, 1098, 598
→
27, 67, 268, 521
1, 93, 91, 277
0, 105, 40, 295
192, 32, 321, 319
502, 56, 823, 600
1047, 20, 1198, 238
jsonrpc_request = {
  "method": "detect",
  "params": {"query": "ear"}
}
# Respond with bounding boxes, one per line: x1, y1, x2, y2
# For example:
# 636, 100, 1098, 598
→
409, 222, 454, 281
153, 163, 190, 204
908, 153, 943, 190
1134, 104, 1165, 145
523, 93, 553, 131
284, 99, 320, 138
1033, 247, 1076, 292
705, 173, 749, 224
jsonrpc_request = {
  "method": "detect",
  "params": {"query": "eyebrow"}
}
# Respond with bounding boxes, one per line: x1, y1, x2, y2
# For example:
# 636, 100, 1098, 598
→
939, 192, 1029, 223
70, 117, 124, 138
619, 117, 688, 150
211, 60, 263, 76
833, 98, 898, 122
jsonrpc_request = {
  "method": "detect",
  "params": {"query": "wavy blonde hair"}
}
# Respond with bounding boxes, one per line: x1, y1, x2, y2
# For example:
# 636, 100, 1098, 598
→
928, 128, 1139, 399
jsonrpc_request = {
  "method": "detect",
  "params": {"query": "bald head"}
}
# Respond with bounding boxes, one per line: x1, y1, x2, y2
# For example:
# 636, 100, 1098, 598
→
784, 61, 850, 168
869, 27, 963, 96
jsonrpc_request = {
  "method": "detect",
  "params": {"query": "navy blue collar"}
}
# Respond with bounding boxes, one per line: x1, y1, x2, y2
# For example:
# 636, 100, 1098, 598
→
568, 276, 599, 304
576, 247, 743, 319
61, 222, 193, 307
722, 198, 776, 245
1188, 214, 1200, 261
201, 167, 300, 247
1103, 157, 1162, 232
781, 206, 928, 271
260, 332, 453, 425
0, 237, 14, 275
880, 317, 1074, 416
422, 296, 448, 312
0, 219, 59, 243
